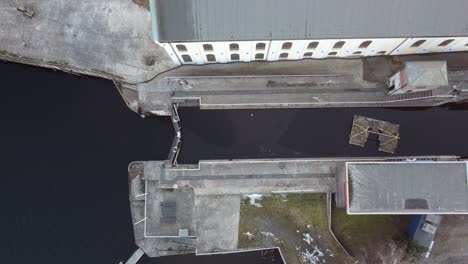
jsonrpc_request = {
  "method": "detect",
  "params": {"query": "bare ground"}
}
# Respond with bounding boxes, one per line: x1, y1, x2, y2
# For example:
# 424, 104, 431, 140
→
331, 208, 411, 256
423, 216, 468, 264
132, 0, 149, 10
238, 194, 350, 264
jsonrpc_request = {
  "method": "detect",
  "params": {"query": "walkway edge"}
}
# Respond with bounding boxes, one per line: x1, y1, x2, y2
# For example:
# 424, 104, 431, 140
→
120, 248, 145, 264
327, 192, 352, 257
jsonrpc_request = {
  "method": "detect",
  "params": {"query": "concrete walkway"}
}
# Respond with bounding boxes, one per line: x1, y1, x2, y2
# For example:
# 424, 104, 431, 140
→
0, 0, 175, 84
120, 248, 144, 264
2, 1, 468, 114
138, 53, 468, 115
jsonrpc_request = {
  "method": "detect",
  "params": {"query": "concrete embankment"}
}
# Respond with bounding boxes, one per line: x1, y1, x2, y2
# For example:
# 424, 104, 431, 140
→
0, 0, 175, 84
2, 0, 468, 115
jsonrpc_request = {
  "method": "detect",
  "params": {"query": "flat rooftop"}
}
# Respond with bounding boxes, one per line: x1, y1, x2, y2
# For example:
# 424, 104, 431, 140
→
346, 161, 468, 214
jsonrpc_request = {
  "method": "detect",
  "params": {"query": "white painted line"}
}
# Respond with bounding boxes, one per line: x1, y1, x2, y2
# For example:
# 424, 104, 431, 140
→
171, 94, 456, 109
346, 160, 464, 165
195, 246, 282, 256
276, 246, 287, 264
168, 156, 458, 171
135, 193, 147, 198
271, 189, 329, 194
347, 211, 468, 215
426, 240, 434, 258
144, 235, 196, 238
345, 161, 350, 215
144, 180, 147, 237
195, 95, 456, 107
165, 74, 343, 79
465, 161, 468, 191
134, 217, 146, 226
173, 158, 344, 170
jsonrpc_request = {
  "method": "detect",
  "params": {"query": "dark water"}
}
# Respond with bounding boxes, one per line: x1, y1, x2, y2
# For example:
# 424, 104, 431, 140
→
2, 61, 468, 264
178, 106, 468, 163
0, 62, 168, 263
1, 62, 284, 264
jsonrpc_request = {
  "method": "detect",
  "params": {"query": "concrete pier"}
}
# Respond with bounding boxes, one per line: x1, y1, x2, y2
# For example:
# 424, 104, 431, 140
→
138, 53, 468, 115
128, 155, 460, 258
120, 248, 145, 264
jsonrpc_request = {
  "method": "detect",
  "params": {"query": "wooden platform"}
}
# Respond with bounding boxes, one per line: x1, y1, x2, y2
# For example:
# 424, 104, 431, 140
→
349, 115, 400, 153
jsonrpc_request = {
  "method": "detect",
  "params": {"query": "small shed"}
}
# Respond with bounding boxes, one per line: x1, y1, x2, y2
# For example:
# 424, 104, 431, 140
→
388, 61, 448, 94
408, 215, 443, 258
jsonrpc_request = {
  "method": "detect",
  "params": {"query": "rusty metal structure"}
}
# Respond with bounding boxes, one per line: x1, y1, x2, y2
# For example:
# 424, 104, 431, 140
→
349, 115, 400, 153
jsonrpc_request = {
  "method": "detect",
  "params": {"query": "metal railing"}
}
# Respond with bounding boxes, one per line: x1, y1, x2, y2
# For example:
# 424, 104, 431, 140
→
167, 104, 182, 166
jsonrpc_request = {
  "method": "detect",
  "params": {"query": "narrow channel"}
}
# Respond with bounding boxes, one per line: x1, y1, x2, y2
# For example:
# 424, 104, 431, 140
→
2, 61, 468, 264
178, 106, 468, 163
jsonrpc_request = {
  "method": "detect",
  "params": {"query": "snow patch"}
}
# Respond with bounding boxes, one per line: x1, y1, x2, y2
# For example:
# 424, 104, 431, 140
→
243, 194, 263, 207
261, 231, 280, 242
303, 233, 314, 245
299, 232, 334, 263
243, 232, 254, 240
300, 246, 325, 264
279, 193, 288, 202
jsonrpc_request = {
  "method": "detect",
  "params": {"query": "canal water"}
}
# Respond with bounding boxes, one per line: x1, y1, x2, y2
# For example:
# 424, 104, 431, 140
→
0, 62, 282, 264
178, 105, 468, 163
2, 61, 468, 264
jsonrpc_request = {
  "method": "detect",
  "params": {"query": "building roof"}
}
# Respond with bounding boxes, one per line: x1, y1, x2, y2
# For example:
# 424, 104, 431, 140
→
347, 161, 468, 214
405, 61, 449, 87
154, 0, 468, 42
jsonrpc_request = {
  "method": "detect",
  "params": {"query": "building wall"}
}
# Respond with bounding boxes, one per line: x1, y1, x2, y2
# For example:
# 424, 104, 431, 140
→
159, 37, 468, 65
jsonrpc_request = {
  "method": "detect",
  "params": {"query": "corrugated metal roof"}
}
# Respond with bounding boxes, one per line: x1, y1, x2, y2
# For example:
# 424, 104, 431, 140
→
155, 0, 468, 42
347, 162, 468, 214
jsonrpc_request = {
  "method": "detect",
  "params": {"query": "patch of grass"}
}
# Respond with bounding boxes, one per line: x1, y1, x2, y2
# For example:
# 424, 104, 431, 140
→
238, 225, 259, 249
48, 60, 69, 66
0, 50, 19, 58
332, 208, 408, 254
277, 240, 299, 263
238, 194, 350, 263
238, 194, 329, 241
261, 193, 328, 231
